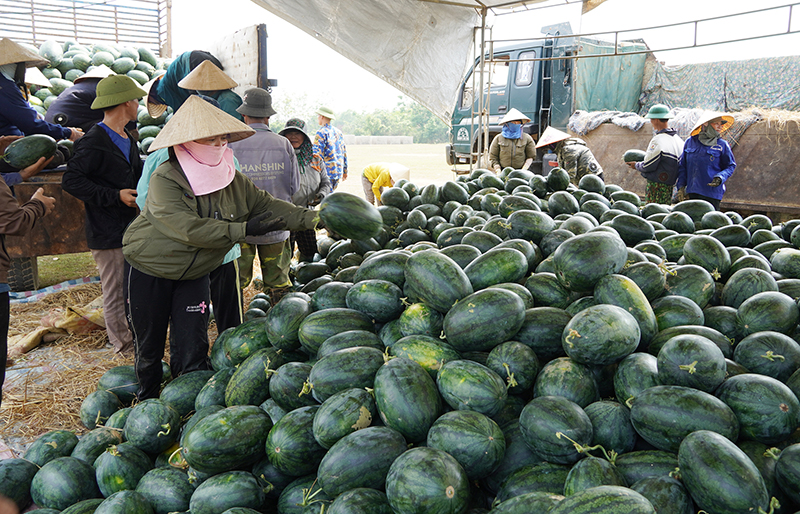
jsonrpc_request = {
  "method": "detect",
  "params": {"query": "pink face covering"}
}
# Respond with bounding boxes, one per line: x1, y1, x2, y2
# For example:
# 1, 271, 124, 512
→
174, 140, 236, 195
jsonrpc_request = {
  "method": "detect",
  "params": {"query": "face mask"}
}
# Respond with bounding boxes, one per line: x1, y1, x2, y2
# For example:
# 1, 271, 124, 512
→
698, 124, 719, 147
502, 123, 523, 139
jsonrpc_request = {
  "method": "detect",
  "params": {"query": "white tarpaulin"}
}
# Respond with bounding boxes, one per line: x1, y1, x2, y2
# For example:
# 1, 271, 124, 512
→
249, 0, 478, 122
249, 0, 607, 122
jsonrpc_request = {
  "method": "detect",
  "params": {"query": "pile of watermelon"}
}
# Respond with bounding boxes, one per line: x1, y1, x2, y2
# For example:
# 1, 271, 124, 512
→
4, 166, 800, 513
26, 38, 172, 155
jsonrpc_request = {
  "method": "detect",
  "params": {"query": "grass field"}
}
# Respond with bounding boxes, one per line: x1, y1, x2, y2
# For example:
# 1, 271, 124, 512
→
36, 143, 461, 287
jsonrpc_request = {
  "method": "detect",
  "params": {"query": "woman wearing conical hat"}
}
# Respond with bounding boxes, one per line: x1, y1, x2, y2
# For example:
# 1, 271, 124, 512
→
536, 126, 603, 185
488, 108, 536, 173
122, 95, 322, 400
675, 111, 736, 210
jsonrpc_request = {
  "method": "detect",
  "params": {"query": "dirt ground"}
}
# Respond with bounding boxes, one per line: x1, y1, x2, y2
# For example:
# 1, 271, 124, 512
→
0, 143, 459, 454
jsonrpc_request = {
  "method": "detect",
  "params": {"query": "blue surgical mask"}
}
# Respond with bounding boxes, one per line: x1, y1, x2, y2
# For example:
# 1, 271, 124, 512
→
502, 123, 523, 139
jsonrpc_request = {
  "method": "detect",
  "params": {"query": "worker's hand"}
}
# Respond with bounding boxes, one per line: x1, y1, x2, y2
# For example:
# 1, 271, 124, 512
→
708, 177, 722, 187
626, 161, 637, 170
309, 193, 324, 207
0, 135, 22, 154
341, 170, 348, 182
31, 187, 56, 215
523, 158, 533, 170
68, 128, 84, 141
19, 155, 54, 181
315, 216, 326, 230
493, 165, 501, 173
674, 187, 687, 204
119, 189, 138, 208
246, 211, 287, 236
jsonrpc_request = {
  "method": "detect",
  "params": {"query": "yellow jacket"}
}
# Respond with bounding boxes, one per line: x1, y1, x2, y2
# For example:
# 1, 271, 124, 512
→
362, 162, 394, 202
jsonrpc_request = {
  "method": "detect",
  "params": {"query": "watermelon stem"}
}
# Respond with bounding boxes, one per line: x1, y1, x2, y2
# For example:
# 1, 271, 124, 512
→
501, 363, 518, 389
167, 447, 188, 469
758, 497, 781, 514
157, 423, 172, 437
678, 360, 698, 374
761, 351, 785, 362
668, 467, 681, 480
301, 478, 326, 507
564, 329, 581, 348
555, 432, 618, 465
299, 380, 313, 397
764, 447, 782, 461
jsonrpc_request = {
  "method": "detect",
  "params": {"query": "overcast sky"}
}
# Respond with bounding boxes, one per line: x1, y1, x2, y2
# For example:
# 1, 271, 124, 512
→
170, 0, 800, 113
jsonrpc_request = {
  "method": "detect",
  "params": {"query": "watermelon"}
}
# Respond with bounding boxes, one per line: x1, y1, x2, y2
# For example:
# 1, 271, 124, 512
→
319, 192, 383, 240
442, 288, 525, 352
189, 471, 266, 514
327, 488, 393, 514
123, 398, 181, 454
23, 430, 79, 467
385, 447, 470, 514
312, 387, 377, 449
94, 443, 153, 498
30, 457, 102, 511
548, 485, 655, 514
305, 346, 385, 403
562, 304, 640, 366
94, 490, 153, 514
2, 134, 58, 169
373, 357, 441, 443
563, 456, 627, 496
519, 395, 593, 465
629, 385, 739, 452
0, 458, 39, 511
316, 426, 407, 496
656, 334, 726, 393
436, 359, 508, 416
678, 430, 769, 514
266, 405, 326, 477
427, 410, 505, 480
181, 405, 272, 474
135, 467, 194, 514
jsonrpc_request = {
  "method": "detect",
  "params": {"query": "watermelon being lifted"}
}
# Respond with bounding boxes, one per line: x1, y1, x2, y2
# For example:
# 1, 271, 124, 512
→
319, 192, 383, 240
623, 149, 646, 162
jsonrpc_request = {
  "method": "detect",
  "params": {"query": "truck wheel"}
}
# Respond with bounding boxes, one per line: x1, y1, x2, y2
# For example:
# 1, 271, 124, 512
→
7, 257, 39, 292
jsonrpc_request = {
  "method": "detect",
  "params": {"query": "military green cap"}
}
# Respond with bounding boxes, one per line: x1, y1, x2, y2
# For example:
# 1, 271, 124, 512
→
91, 75, 146, 110
645, 104, 673, 119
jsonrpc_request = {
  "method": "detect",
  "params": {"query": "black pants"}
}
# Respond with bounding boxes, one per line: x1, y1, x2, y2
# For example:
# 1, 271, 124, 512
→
124, 262, 212, 401
0, 292, 8, 410
291, 230, 317, 261
687, 193, 721, 210
209, 260, 242, 334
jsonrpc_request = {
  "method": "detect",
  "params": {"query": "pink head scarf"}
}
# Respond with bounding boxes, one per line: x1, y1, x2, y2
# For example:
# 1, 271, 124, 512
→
174, 140, 236, 195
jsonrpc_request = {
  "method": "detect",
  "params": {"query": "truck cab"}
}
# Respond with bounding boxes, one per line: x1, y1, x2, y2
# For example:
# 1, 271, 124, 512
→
446, 24, 575, 171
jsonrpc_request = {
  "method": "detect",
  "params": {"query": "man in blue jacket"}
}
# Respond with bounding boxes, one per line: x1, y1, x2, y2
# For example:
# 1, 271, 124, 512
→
62, 75, 146, 354
675, 111, 737, 210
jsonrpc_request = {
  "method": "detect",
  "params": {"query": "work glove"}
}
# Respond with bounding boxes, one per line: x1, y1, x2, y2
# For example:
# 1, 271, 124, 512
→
674, 187, 687, 204
246, 211, 287, 236
708, 177, 722, 187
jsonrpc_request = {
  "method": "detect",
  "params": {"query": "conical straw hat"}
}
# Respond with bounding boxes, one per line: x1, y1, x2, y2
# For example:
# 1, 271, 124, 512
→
24, 66, 52, 87
500, 108, 531, 125
535, 126, 571, 148
143, 75, 167, 118
691, 110, 735, 136
0, 38, 48, 67
178, 60, 237, 91
388, 163, 410, 182
73, 64, 114, 83
149, 94, 255, 151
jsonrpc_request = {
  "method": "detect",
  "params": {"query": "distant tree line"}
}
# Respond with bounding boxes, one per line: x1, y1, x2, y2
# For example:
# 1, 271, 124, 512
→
270, 94, 448, 144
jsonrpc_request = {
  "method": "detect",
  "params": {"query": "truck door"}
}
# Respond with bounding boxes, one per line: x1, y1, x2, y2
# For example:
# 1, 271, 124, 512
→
549, 43, 574, 131
507, 49, 540, 130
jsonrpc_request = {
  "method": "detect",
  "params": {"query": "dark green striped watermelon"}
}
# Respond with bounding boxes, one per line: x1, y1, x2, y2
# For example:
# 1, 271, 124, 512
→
562, 303, 640, 366
224, 347, 283, 406
265, 295, 311, 351
629, 385, 739, 452
181, 405, 272, 475
319, 192, 383, 240
94, 442, 153, 497
317, 426, 407, 496
306, 346, 385, 402
312, 387, 377, 449
436, 359, 507, 416
345, 279, 404, 322
123, 398, 181, 454
23, 430, 79, 467
548, 485, 655, 514
0, 458, 39, 511
678, 430, 769, 514
442, 288, 525, 352
30, 457, 102, 511
552, 232, 628, 292
427, 410, 505, 480
297, 308, 375, 356
327, 488, 392, 514
563, 456, 627, 496
403, 250, 473, 313
93, 490, 153, 514
189, 471, 266, 514
373, 357, 441, 443
388, 334, 461, 378
655, 334, 726, 393
533, 357, 599, 408
385, 447, 470, 514
135, 467, 194, 514
519, 395, 593, 465
266, 405, 325, 477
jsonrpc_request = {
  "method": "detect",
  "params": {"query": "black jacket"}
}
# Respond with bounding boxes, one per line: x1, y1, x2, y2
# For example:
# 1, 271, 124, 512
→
62, 124, 142, 249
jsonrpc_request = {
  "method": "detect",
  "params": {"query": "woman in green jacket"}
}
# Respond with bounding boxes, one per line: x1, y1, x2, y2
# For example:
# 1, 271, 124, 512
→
123, 95, 320, 400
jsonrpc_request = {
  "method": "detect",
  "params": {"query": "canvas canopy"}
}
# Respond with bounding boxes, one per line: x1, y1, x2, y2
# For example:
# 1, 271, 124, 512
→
248, 0, 607, 122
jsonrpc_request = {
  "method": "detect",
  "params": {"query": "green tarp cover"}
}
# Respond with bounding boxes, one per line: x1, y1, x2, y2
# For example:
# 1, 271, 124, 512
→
640, 56, 800, 114
574, 38, 648, 113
